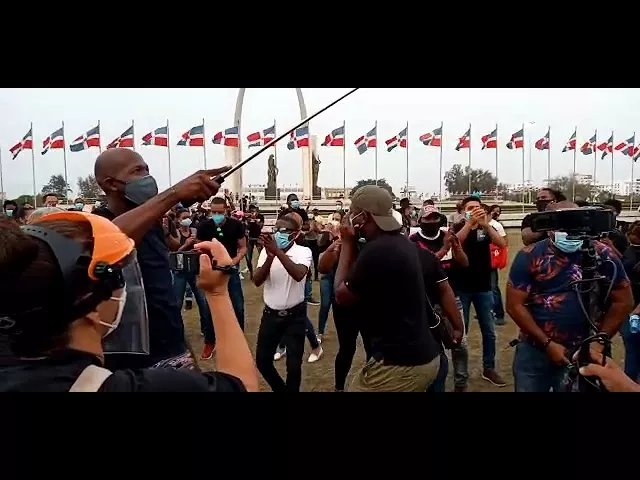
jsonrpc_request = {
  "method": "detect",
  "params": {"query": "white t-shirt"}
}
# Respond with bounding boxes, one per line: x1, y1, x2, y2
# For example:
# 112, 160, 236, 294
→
257, 243, 313, 310
489, 219, 507, 237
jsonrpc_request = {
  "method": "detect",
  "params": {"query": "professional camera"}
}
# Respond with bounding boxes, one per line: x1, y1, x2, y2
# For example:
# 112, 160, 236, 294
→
530, 206, 617, 392
528, 206, 615, 237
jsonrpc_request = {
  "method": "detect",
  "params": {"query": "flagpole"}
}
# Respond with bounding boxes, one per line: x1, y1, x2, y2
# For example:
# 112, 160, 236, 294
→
167, 119, 173, 187
495, 123, 499, 195
438, 121, 443, 201
593, 129, 598, 200
273, 118, 278, 200
342, 120, 347, 199
374, 120, 378, 186
572, 125, 577, 202
548, 125, 552, 187
405, 121, 409, 198
202, 117, 207, 169
132, 119, 136, 152
0, 147, 4, 204
521, 122, 525, 213
62, 121, 69, 204
611, 131, 615, 198
30, 122, 37, 207
98, 120, 102, 153
467, 123, 472, 194
631, 132, 636, 211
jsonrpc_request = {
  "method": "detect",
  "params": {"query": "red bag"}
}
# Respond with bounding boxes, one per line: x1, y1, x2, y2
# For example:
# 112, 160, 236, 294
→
490, 244, 508, 270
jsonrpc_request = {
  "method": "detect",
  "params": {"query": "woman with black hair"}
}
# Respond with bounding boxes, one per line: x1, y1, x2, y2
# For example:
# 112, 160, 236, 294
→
0, 212, 258, 392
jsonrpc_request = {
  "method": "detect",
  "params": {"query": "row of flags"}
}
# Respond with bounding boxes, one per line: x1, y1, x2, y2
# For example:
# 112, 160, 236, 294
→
9, 121, 640, 163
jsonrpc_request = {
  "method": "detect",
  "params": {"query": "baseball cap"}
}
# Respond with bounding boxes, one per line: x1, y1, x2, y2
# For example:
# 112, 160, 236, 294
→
350, 185, 402, 232
419, 205, 440, 220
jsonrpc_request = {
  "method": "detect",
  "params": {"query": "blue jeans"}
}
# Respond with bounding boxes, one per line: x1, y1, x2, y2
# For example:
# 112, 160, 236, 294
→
185, 283, 193, 300
318, 273, 335, 335
621, 319, 640, 383
490, 269, 505, 320
427, 350, 449, 392
173, 271, 213, 342
513, 341, 568, 392
305, 274, 312, 300
458, 291, 496, 370
199, 268, 245, 344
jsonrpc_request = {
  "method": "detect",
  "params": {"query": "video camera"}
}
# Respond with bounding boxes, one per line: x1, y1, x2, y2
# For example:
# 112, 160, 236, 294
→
528, 206, 615, 237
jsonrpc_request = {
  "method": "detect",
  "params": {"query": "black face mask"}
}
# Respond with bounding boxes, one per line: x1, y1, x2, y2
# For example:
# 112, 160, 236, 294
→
420, 222, 440, 237
117, 175, 159, 206
536, 199, 551, 212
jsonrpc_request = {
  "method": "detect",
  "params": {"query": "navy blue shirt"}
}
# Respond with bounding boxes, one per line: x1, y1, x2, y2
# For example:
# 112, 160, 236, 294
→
93, 207, 186, 367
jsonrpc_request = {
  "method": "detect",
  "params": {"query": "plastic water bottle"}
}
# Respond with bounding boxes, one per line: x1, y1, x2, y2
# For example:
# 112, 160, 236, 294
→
630, 314, 640, 334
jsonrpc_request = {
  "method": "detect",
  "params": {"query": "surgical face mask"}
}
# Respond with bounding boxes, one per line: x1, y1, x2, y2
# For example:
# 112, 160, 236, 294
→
274, 231, 294, 249
98, 288, 127, 338
330, 220, 340, 228
336, 205, 342, 211
212, 214, 225, 225
536, 199, 551, 212
464, 211, 472, 221
553, 231, 582, 253
75, 203, 84, 211
5, 209, 14, 217
180, 218, 192, 227
349, 212, 367, 243
290, 200, 301, 209
122, 175, 159, 205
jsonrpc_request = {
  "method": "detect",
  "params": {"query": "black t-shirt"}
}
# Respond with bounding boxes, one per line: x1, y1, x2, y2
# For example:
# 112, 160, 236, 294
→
622, 246, 640, 304
197, 217, 246, 258
416, 247, 448, 308
606, 228, 629, 256
278, 207, 309, 224
452, 224, 492, 293
93, 206, 187, 366
346, 233, 440, 366
0, 350, 245, 392
178, 229, 191, 246
246, 213, 265, 239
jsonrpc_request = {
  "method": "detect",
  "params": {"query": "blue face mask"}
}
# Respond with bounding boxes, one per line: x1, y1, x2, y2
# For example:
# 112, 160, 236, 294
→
465, 211, 472, 221
274, 231, 293, 249
290, 200, 301, 209
5, 209, 14, 217
180, 218, 192, 227
212, 214, 225, 225
553, 231, 582, 253
75, 203, 84, 211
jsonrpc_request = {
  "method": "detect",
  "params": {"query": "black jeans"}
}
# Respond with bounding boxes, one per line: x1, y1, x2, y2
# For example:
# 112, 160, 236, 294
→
245, 238, 260, 276
307, 239, 320, 280
256, 303, 308, 392
334, 303, 371, 391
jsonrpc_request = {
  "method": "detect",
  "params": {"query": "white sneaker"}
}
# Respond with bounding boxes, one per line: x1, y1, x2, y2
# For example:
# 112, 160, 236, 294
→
274, 348, 286, 361
239, 273, 245, 280
308, 347, 324, 363
241, 267, 249, 274
316, 334, 323, 344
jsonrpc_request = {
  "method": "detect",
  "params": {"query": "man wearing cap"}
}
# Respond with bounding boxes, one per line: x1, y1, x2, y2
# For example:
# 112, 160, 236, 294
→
334, 185, 441, 392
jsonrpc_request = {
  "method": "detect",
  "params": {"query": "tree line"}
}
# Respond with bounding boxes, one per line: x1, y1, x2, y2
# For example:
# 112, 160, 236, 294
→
10, 174, 103, 206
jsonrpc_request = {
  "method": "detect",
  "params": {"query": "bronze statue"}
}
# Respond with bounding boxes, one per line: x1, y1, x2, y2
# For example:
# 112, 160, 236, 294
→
312, 151, 321, 199
265, 153, 278, 199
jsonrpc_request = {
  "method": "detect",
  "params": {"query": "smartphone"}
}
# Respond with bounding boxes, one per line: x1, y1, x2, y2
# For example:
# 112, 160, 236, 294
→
190, 228, 197, 237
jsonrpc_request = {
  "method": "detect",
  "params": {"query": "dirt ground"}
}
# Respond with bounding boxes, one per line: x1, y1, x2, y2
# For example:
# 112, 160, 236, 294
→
183, 231, 625, 392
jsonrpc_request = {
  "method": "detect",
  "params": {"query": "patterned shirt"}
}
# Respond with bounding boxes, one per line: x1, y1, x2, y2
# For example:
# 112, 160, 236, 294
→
508, 238, 629, 347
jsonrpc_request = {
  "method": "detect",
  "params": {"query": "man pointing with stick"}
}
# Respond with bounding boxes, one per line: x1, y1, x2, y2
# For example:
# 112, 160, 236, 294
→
94, 147, 230, 370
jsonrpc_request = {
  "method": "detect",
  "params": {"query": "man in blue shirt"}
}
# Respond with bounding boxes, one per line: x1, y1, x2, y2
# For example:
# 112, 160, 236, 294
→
507, 201, 633, 392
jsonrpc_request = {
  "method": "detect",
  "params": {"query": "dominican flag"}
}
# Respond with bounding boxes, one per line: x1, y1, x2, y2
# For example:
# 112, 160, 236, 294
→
322, 125, 345, 147
107, 125, 134, 149
633, 148, 640, 162
580, 133, 597, 155
535, 129, 550, 150
506, 128, 524, 149
598, 134, 614, 160
212, 127, 239, 147
247, 125, 275, 147
615, 135, 635, 154
420, 126, 442, 147
178, 124, 205, 147
481, 128, 497, 149
455, 128, 471, 151
42, 127, 64, 155
70, 125, 100, 152
287, 126, 310, 150
385, 127, 407, 152
10, 127, 33, 160
142, 125, 168, 147
354, 126, 377, 155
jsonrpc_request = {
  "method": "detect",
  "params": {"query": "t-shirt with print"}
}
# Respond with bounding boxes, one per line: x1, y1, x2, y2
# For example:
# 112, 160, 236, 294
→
257, 243, 312, 310
508, 239, 629, 347
451, 224, 492, 293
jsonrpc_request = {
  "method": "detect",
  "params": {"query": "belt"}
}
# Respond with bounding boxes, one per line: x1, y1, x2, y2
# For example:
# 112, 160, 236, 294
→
264, 302, 305, 317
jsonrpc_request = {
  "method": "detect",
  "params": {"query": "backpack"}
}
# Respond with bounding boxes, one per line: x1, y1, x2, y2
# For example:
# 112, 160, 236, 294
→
68, 365, 113, 392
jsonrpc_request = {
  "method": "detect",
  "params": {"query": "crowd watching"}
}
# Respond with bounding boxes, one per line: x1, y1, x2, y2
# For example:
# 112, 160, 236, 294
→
1, 149, 640, 392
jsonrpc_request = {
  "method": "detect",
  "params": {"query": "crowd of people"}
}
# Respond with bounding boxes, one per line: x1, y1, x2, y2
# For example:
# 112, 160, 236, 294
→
0, 147, 639, 392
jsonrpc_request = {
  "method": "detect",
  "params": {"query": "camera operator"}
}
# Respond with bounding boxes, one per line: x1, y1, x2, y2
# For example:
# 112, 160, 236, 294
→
334, 186, 441, 392
521, 188, 566, 246
0, 213, 258, 392
507, 201, 633, 392
620, 221, 640, 382
93, 147, 230, 370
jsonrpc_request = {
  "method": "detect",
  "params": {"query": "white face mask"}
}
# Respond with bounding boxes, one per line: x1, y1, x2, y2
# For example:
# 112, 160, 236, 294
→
98, 288, 127, 337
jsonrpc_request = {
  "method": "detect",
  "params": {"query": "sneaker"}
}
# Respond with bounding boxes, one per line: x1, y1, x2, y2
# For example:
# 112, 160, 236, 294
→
241, 267, 249, 274
482, 369, 507, 387
306, 297, 320, 306
274, 348, 286, 361
454, 386, 468, 392
494, 317, 506, 326
201, 343, 216, 360
185, 299, 193, 310
308, 346, 324, 363
239, 273, 245, 280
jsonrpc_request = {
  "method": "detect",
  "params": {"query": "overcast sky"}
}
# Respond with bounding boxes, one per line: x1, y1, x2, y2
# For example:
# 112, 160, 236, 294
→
1, 88, 639, 199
